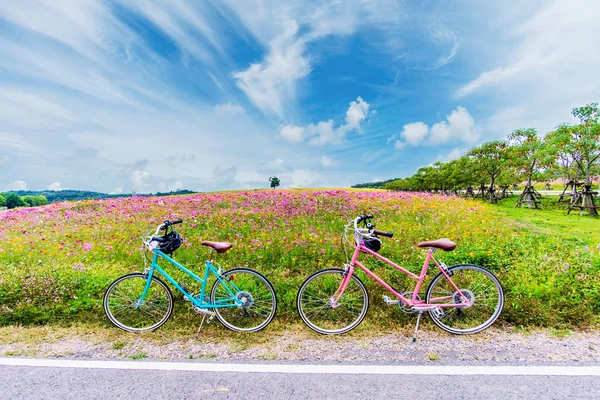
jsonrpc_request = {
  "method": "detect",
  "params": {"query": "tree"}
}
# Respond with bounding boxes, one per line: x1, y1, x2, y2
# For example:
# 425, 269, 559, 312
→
269, 176, 280, 189
570, 103, 600, 188
22, 195, 48, 207
507, 128, 547, 208
469, 140, 509, 203
4, 192, 25, 209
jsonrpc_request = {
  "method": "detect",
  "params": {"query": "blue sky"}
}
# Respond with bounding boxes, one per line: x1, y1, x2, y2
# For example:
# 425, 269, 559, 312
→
1, 0, 599, 193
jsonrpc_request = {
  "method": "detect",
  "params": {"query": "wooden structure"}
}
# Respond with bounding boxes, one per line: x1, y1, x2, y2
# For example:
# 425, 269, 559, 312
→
515, 185, 542, 209
558, 180, 585, 203
500, 185, 513, 198
464, 186, 475, 198
475, 184, 486, 198
568, 185, 599, 216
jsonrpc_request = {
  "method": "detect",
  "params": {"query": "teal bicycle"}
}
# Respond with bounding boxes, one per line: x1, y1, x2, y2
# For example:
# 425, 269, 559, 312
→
103, 219, 277, 333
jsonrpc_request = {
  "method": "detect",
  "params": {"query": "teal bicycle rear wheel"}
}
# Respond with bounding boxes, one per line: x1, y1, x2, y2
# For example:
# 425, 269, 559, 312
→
104, 273, 173, 332
210, 268, 277, 332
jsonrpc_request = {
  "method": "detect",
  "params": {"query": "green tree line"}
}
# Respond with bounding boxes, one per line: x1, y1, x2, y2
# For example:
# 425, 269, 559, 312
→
376, 103, 600, 213
0, 193, 48, 209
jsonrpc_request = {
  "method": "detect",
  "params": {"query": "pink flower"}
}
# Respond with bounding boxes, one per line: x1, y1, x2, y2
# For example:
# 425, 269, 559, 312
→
83, 242, 93, 251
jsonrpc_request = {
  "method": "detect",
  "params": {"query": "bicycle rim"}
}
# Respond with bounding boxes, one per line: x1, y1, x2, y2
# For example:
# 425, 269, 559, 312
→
210, 268, 277, 332
297, 268, 369, 335
426, 264, 504, 334
104, 273, 173, 332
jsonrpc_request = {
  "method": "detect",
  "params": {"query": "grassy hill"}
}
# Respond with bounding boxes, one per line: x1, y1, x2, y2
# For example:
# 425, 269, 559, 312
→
0, 189, 598, 329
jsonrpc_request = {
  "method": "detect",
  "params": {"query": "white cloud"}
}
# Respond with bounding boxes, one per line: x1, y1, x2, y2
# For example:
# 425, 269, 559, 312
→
400, 122, 429, 145
320, 156, 336, 168
110, 186, 124, 195
214, 102, 245, 114
428, 26, 460, 70
5, 180, 27, 191
394, 140, 405, 150
132, 170, 149, 189
121, 0, 223, 64
258, 158, 288, 175
47, 182, 62, 191
344, 96, 370, 132
279, 97, 372, 146
395, 107, 478, 149
308, 120, 339, 146
234, 21, 310, 118
429, 106, 478, 145
279, 124, 305, 143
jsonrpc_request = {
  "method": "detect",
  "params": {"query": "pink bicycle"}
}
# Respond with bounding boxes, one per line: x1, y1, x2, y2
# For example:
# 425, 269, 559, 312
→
297, 214, 504, 339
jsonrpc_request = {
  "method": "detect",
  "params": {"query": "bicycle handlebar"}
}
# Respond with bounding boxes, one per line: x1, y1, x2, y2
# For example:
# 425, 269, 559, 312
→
152, 219, 184, 237
373, 229, 393, 238
352, 215, 394, 238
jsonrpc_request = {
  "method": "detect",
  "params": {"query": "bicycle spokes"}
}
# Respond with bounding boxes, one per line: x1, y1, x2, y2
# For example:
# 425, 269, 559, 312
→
297, 269, 369, 335
426, 265, 504, 334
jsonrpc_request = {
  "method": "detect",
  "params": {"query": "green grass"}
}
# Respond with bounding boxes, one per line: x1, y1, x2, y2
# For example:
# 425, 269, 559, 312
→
493, 195, 600, 243
127, 352, 148, 360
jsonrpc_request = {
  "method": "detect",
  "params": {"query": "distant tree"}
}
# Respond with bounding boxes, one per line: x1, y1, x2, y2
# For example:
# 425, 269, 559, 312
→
0, 193, 6, 207
269, 176, 280, 189
545, 103, 600, 215
570, 103, 600, 188
469, 140, 509, 203
21, 195, 48, 207
352, 178, 402, 189
4, 192, 25, 209
507, 128, 547, 188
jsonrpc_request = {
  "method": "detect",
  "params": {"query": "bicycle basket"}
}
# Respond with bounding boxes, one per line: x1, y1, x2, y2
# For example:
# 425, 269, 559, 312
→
159, 230, 183, 254
362, 236, 381, 252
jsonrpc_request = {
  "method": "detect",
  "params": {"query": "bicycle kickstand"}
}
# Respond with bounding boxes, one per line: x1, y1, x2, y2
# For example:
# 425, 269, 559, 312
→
412, 311, 423, 343
196, 314, 214, 337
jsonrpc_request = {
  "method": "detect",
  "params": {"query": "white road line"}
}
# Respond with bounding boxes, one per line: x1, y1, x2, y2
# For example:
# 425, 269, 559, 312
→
1, 358, 599, 376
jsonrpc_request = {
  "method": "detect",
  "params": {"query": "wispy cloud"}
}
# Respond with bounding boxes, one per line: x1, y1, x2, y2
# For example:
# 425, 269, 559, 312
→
456, 0, 600, 135
234, 21, 310, 118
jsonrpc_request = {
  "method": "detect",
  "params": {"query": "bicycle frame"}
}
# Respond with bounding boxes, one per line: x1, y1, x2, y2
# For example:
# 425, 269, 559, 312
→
332, 242, 471, 310
137, 249, 243, 309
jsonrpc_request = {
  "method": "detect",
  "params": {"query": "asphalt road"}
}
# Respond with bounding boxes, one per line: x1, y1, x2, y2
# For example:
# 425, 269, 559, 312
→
1, 359, 599, 400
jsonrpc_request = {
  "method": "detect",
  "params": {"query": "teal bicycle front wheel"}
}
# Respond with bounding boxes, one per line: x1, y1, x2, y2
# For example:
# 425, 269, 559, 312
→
210, 268, 277, 332
104, 273, 173, 332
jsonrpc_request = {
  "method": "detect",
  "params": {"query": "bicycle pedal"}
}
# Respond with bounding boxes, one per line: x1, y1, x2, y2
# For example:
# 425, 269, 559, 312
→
382, 295, 398, 305
432, 307, 445, 318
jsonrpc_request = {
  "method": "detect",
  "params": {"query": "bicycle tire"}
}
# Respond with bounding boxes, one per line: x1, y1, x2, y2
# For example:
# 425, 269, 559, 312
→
104, 272, 174, 333
425, 264, 504, 335
297, 268, 369, 335
210, 268, 277, 332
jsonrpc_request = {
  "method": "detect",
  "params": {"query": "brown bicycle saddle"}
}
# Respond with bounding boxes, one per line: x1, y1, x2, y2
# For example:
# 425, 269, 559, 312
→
201, 241, 233, 253
416, 238, 456, 251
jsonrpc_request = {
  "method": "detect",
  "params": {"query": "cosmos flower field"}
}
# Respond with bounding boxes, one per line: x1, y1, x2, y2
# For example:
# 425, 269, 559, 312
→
1, 190, 598, 328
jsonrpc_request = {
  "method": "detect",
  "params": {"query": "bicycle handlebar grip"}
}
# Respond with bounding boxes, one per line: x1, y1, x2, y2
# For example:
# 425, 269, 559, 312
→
373, 229, 393, 238
172, 219, 183, 225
